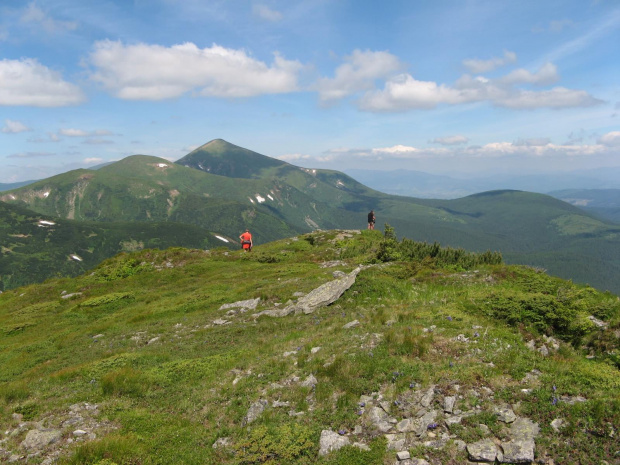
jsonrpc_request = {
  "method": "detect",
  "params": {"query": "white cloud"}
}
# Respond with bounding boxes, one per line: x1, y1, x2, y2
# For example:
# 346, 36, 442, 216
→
462, 50, 517, 74
321, 141, 611, 164
359, 69, 602, 112
500, 63, 559, 86
549, 19, 574, 33
89, 40, 302, 100
276, 153, 312, 161
598, 131, 620, 147
2, 119, 31, 134
431, 135, 469, 146
253, 4, 283, 21
317, 50, 405, 103
21, 2, 78, 33
60, 128, 113, 137
0, 58, 85, 107
84, 157, 104, 164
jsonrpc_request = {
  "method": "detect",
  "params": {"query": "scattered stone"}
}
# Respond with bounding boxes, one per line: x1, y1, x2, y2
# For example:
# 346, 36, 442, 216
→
320, 260, 346, 268
311, 347, 321, 354
272, 401, 290, 408
352, 442, 370, 451
396, 450, 411, 460
525, 339, 536, 350
551, 418, 565, 432
332, 270, 346, 278
384, 433, 406, 451
92, 334, 104, 339
343, 320, 360, 329
538, 345, 549, 356
293, 292, 306, 297
588, 315, 608, 328
244, 400, 268, 425
213, 318, 230, 325
20, 429, 62, 451
147, 337, 159, 345
444, 396, 456, 413
467, 438, 501, 462
212, 437, 231, 449
72, 430, 87, 437
369, 406, 394, 433
301, 374, 318, 389
219, 298, 260, 312
318, 430, 350, 456
560, 395, 587, 405
494, 405, 517, 423
420, 385, 435, 408
501, 439, 535, 463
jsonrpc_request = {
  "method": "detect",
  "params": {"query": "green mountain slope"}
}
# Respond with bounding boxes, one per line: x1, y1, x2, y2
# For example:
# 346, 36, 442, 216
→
549, 188, 620, 224
0, 231, 617, 464
4, 140, 620, 294
0, 201, 233, 291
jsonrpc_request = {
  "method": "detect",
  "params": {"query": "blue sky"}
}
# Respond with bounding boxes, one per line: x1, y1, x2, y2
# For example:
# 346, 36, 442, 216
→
1, 0, 619, 182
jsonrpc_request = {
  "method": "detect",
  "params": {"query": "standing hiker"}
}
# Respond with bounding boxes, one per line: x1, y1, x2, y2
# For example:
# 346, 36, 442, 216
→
239, 229, 253, 251
367, 210, 376, 230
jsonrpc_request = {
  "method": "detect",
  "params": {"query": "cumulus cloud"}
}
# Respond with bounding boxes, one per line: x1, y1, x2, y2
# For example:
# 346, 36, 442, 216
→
2, 120, 31, 134
598, 131, 620, 147
84, 157, 104, 164
0, 58, 85, 107
253, 4, 283, 21
431, 135, 469, 146
21, 2, 78, 33
358, 69, 602, 112
88, 40, 302, 100
462, 50, 517, 74
316, 50, 405, 103
500, 62, 559, 86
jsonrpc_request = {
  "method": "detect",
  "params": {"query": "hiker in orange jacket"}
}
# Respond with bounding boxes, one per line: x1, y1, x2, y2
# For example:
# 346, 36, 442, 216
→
239, 229, 253, 251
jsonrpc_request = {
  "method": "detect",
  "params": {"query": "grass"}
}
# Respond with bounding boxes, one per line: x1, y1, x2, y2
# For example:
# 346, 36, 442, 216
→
0, 229, 618, 464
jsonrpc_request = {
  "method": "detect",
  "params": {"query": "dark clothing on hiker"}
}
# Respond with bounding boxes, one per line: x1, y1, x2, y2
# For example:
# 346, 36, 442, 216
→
368, 211, 375, 230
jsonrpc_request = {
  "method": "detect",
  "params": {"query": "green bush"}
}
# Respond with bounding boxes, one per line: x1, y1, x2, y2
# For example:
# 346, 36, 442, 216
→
235, 423, 317, 464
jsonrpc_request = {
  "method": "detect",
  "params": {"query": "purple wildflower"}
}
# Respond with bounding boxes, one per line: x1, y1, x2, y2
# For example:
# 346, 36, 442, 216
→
427, 423, 438, 430
552, 385, 556, 392
446, 316, 453, 321
409, 382, 416, 389
474, 332, 480, 338
338, 429, 346, 435
357, 410, 363, 415
551, 397, 558, 405
359, 402, 366, 407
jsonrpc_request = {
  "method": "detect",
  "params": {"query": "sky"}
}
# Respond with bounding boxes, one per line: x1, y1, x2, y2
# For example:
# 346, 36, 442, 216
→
1, 0, 619, 183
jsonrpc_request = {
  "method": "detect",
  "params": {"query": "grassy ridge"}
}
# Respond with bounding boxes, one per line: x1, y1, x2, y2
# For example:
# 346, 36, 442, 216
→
0, 230, 617, 464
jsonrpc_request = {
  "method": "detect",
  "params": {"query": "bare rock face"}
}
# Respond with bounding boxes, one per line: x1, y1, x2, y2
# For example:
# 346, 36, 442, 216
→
244, 400, 268, 425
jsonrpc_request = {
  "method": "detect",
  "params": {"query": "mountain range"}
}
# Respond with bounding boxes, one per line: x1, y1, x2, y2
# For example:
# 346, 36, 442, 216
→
2, 139, 620, 294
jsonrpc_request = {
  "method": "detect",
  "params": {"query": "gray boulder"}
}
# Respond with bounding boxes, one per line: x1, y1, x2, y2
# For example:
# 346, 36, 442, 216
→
318, 430, 350, 456
20, 429, 61, 451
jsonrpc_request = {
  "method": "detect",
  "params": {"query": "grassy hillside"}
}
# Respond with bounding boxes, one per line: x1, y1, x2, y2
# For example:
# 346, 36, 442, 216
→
0, 230, 617, 464
0, 201, 233, 291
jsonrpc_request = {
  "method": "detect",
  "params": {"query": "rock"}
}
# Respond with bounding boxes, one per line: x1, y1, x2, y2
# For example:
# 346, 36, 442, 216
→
501, 439, 535, 463
494, 405, 517, 423
551, 418, 565, 432
20, 429, 62, 451
147, 337, 160, 345
453, 439, 467, 451
467, 438, 501, 462
72, 430, 87, 436
588, 315, 608, 328
343, 320, 360, 329
445, 415, 462, 429
353, 442, 370, 451
560, 395, 587, 405
537, 345, 549, 356
311, 347, 321, 354
213, 318, 230, 325
212, 437, 231, 449
319, 430, 350, 456
244, 400, 268, 425
219, 298, 260, 311
300, 374, 318, 389
332, 271, 346, 278
397, 450, 411, 460
384, 433, 406, 451
369, 406, 394, 433
272, 401, 290, 408
510, 417, 540, 441
420, 385, 435, 408
61, 292, 82, 299
444, 396, 456, 413
525, 339, 536, 350
320, 260, 346, 268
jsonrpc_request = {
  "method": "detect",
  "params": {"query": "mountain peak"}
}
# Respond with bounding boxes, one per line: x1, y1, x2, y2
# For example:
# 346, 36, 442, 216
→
176, 139, 286, 179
